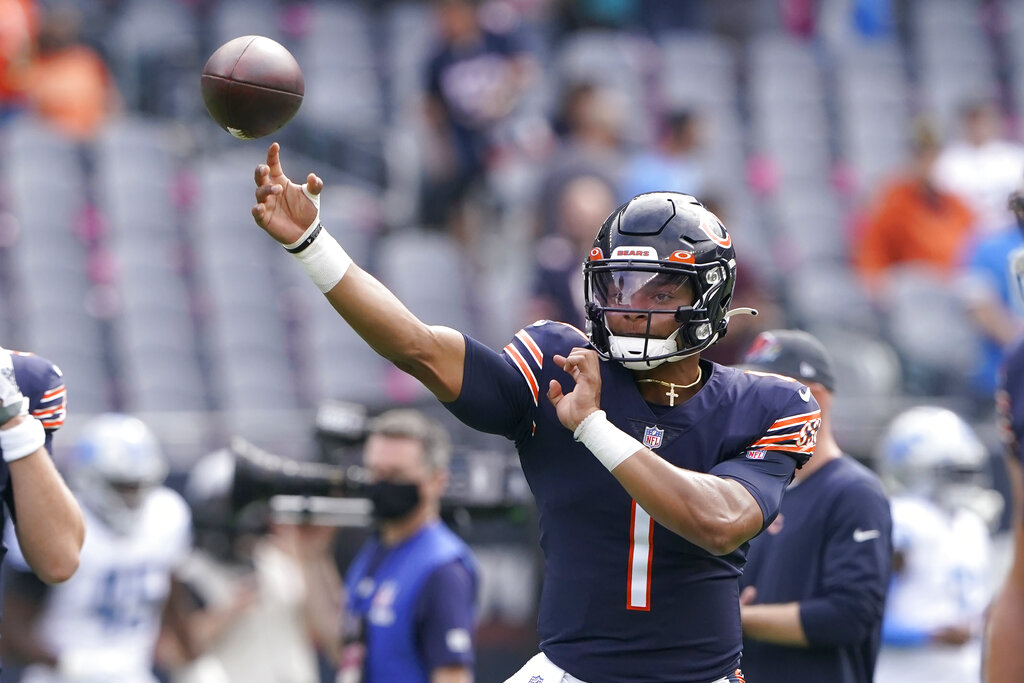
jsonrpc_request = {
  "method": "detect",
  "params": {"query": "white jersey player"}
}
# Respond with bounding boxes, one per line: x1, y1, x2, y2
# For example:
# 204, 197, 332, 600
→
2, 413, 191, 683
873, 406, 1002, 683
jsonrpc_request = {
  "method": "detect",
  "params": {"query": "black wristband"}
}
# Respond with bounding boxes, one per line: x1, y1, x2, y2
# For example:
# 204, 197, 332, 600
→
285, 223, 323, 254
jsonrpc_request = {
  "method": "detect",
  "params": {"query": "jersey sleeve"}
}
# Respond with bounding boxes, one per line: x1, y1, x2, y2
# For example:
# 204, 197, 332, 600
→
710, 381, 822, 527
12, 351, 67, 433
710, 451, 796, 529
799, 479, 893, 646
414, 560, 476, 671
443, 334, 536, 444
744, 374, 822, 467
160, 489, 194, 570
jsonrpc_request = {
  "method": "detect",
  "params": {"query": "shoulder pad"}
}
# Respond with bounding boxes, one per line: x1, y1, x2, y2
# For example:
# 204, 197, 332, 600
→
12, 353, 66, 431
501, 321, 590, 405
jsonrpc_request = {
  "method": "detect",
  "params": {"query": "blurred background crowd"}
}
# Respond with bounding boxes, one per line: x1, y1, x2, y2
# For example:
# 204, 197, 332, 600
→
0, 0, 1022, 680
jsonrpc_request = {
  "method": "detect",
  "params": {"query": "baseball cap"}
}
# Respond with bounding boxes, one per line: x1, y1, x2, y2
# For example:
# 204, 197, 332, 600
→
739, 329, 837, 392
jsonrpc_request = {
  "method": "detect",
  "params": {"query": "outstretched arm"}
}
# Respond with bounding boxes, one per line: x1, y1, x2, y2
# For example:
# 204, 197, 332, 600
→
548, 348, 763, 556
251, 143, 466, 401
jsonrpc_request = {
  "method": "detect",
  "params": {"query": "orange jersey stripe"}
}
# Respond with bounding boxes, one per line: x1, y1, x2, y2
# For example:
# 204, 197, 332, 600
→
768, 410, 821, 431
515, 329, 543, 367
749, 443, 815, 454
40, 386, 66, 401
504, 344, 539, 405
32, 404, 64, 418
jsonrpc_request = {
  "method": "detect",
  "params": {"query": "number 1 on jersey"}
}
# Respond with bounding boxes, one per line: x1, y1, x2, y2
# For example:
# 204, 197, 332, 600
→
627, 500, 653, 610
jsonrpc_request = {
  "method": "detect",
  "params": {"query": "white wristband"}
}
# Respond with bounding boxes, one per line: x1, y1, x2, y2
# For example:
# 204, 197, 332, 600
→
1, 416, 45, 463
573, 410, 643, 471
286, 224, 352, 293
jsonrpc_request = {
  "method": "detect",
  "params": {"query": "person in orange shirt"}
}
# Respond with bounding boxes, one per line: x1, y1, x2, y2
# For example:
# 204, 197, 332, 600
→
0, 0, 37, 112
853, 121, 976, 294
20, 3, 120, 140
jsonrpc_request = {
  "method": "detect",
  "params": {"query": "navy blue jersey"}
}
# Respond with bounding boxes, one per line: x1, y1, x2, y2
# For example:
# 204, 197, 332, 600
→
998, 335, 1024, 470
446, 321, 820, 683
739, 456, 893, 683
0, 351, 65, 606
1, 351, 66, 522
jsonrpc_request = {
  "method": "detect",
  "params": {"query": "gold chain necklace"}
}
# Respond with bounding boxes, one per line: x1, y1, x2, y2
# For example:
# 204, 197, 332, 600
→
636, 366, 702, 407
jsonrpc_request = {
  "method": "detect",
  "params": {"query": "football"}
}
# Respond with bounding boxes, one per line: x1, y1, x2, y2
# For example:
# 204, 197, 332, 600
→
201, 35, 304, 140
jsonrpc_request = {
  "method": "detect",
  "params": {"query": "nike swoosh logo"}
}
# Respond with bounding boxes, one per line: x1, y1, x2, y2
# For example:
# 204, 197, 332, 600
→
853, 529, 880, 542
799, 386, 811, 402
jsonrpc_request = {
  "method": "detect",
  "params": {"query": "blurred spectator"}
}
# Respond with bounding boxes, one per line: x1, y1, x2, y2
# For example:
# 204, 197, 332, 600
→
738, 329, 893, 683
18, 2, 120, 140
1, 414, 192, 683
526, 174, 617, 329
872, 407, 1002, 683
167, 446, 341, 683
422, 0, 535, 247
337, 409, 478, 683
0, 0, 36, 116
619, 107, 705, 203
959, 180, 1024, 400
853, 120, 975, 296
935, 99, 1024, 236
535, 81, 626, 237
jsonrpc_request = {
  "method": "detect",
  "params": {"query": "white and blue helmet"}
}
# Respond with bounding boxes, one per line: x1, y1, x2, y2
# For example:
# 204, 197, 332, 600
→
877, 406, 1002, 523
69, 413, 168, 534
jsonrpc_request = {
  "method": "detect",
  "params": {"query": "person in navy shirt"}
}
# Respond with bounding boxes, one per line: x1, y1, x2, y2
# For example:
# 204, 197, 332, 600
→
250, 145, 821, 683
0, 346, 81, 589
339, 409, 478, 683
737, 329, 893, 683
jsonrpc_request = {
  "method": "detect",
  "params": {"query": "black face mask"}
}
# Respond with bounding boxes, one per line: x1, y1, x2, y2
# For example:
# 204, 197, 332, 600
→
367, 481, 421, 521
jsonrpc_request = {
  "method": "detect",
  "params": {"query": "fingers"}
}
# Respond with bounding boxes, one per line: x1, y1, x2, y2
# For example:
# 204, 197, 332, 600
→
254, 163, 268, 187
267, 141, 283, 177
739, 585, 757, 606
555, 348, 596, 381
547, 379, 563, 406
254, 183, 282, 202
306, 173, 323, 197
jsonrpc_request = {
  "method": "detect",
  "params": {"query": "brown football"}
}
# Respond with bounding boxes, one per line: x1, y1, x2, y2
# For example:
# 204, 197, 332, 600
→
201, 36, 304, 140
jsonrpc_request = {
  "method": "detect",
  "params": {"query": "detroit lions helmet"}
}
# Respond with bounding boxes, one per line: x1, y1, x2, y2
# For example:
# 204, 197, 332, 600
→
583, 192, 742, 369
69, 413, 168, 535
877, 406, 1002, 523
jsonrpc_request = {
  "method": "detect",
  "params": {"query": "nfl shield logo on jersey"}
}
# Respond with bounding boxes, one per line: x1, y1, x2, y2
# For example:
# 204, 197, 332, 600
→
643, 425, 664, 449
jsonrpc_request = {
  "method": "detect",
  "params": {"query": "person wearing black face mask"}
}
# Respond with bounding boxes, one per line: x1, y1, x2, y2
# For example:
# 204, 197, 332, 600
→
339, 409, 479, 683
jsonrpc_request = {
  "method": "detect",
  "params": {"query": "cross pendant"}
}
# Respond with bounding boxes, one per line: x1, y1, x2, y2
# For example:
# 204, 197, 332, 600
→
665, 385, 678, 407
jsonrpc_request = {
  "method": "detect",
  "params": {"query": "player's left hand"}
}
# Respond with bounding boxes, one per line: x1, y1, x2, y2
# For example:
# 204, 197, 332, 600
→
252, 142, 323, 246
548, 347, 602, 432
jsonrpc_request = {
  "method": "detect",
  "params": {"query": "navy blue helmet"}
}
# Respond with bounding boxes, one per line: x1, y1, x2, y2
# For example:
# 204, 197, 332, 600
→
583, 192, 742, 369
